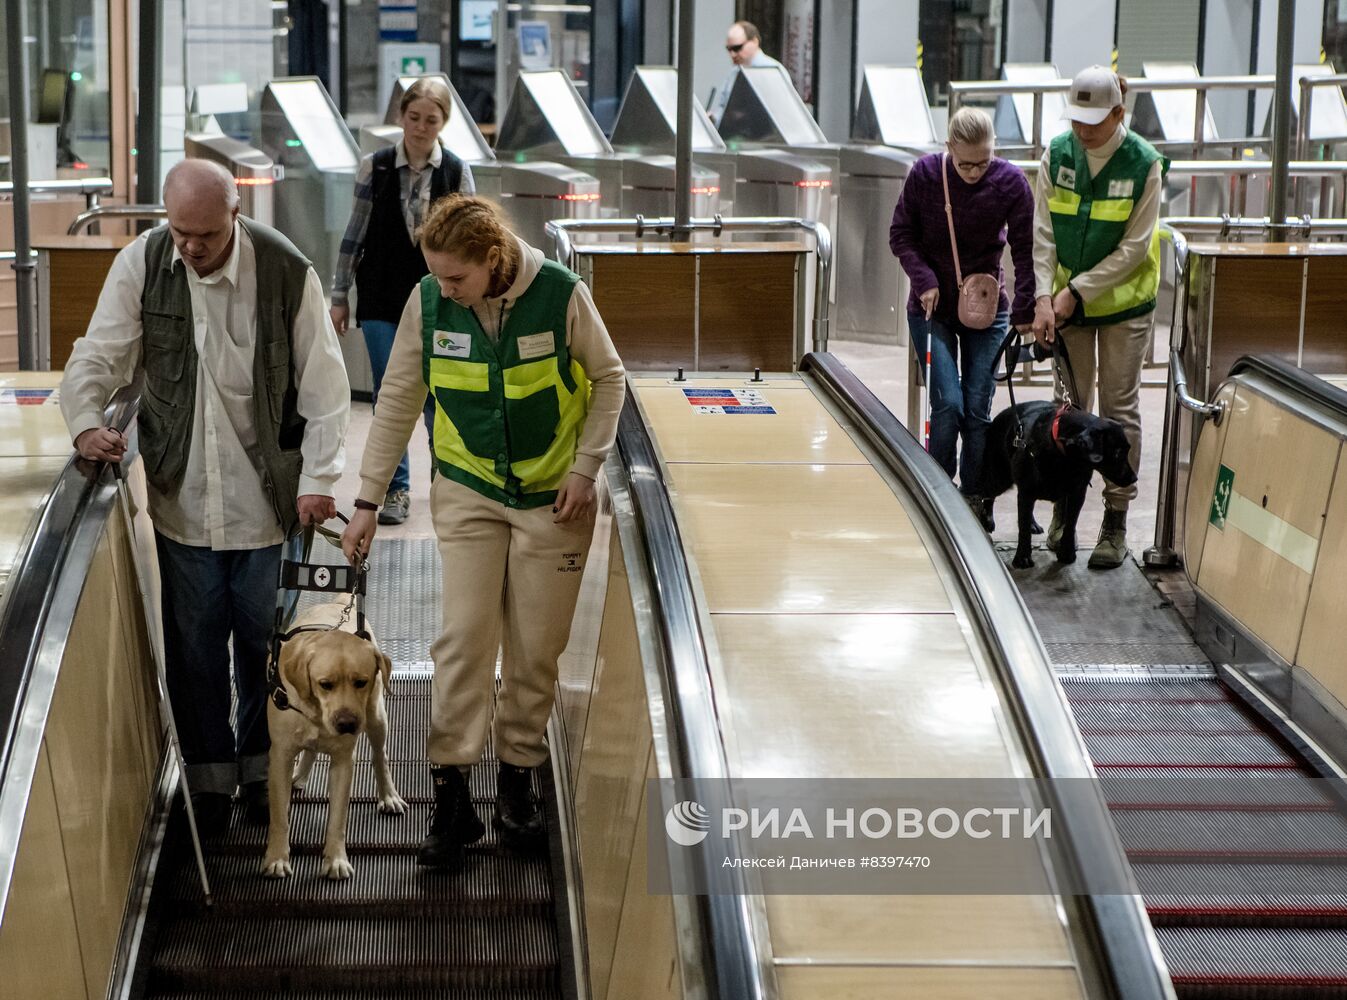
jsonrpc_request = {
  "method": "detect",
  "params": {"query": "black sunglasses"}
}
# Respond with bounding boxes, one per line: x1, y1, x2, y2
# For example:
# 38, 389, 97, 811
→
726, 42, 746, 53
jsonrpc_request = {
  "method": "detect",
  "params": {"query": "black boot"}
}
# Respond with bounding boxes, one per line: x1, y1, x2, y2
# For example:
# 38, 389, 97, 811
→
417, 766, 484, 869
494, 762, 545, 851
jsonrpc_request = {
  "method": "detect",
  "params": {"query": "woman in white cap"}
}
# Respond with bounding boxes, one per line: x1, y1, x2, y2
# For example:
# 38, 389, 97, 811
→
1030, 65, 1168, 569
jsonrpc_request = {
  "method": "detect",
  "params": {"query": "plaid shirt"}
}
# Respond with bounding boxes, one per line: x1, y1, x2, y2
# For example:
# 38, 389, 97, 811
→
331, 140, 475, 307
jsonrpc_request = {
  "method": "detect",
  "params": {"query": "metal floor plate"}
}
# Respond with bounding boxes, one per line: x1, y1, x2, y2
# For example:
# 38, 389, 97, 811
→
1003, 549, 1209, 670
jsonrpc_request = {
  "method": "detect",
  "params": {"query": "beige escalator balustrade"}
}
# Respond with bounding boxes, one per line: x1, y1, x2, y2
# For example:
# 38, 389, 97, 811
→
559, 373, 1091, 1000
0, 390, 165, 1000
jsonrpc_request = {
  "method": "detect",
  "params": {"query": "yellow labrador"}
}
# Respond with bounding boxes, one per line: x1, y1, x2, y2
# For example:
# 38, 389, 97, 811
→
261, 602, 407, 880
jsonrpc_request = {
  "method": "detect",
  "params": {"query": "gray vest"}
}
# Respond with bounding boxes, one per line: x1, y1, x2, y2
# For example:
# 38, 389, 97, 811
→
139, 218, 312, 537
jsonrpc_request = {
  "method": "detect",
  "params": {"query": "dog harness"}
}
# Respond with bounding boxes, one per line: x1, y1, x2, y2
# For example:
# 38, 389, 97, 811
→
267, 517, 371, 718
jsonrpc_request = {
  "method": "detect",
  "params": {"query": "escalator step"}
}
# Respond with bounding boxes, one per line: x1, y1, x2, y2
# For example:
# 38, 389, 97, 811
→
1083, 730, 1299, 767
203, 801, 546, 856
151, 992, 560, 1000
1136, 861, 1347, 926
1060, 678, 1229, 702
290, 756, 544, 803
147, 915, 559, 993
1099, 767, 1334, 811
1156, 925, 1347, 994
164, 849, 554, 916
151, 993, 559, 1000
1071, 698, 1260, 734
1114, 809, 1347, 859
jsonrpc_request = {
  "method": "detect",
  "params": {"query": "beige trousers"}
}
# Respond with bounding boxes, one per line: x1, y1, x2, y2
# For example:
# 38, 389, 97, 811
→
1056, 312, 1154, 512
427, 476, 593, 768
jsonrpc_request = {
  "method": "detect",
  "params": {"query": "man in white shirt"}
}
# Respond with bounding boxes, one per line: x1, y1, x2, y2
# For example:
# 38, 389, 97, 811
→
61, 159, 350, 833
707, 20, 785, 127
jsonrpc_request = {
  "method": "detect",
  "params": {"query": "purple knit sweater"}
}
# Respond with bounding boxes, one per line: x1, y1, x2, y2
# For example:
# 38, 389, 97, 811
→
889, 154, 1036, 327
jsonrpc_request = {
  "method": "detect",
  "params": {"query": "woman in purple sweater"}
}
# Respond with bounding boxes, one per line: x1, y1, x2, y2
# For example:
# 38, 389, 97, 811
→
889, 107, 1036, 528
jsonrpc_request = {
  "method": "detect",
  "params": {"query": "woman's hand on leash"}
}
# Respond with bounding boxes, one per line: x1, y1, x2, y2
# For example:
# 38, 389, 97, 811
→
298, 495, 337, 526
343, 508, 377, 565
330, 304, 349, 336
1032, 296, 1057, 346
918, 287, 939, 321
553, 472, 596, 524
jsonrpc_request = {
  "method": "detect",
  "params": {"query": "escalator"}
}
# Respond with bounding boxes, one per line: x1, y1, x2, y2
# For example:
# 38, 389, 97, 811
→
1010, 354, 1347, 998
1063, 670, 1347, 998
131, 539, 572, 997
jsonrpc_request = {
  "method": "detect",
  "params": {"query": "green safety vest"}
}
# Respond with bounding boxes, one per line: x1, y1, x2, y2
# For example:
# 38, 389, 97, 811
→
421, 259, 591, 508
1047, 130, 1169, 325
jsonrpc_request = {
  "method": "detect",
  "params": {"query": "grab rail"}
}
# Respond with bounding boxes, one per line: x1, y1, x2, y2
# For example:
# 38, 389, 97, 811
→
547, 216, 833, 352
801, 351, 1174, 1000
67, 205, 167, 236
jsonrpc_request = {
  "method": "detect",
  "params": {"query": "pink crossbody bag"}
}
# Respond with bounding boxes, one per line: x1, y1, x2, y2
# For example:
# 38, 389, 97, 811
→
941, 153, 1001, 330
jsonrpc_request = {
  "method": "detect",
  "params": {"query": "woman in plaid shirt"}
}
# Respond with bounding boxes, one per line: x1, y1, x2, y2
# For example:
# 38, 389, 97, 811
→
331, 76, 475, 525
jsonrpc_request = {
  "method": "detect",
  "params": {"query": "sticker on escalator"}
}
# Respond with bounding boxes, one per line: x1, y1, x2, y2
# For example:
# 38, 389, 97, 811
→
1209, 464, 1234, 530
682, 387, 775, 415
0, 388, 58, 405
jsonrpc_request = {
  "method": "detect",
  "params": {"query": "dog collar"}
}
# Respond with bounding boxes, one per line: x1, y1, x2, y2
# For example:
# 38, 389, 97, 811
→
1051, 405, 1070, 454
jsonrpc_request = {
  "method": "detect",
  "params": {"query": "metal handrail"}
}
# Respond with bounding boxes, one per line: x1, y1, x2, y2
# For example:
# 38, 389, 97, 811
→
1008, 158, 1347, 177
0, 386, 141, 926
0, 177, 114, 214
609, 394, 771, 1000
1160, 214, 1347, 238
800, 352, 1174, 1000
951, 75, 1279, 156
67, 205, 166, 236
546, 216, 833, 352
1296, 74, 1347, 159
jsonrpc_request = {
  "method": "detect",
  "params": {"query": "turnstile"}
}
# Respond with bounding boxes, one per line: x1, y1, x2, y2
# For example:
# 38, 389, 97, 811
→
257, 77, 358, 295
610, 66, 733, 216
619, 156, 720, 219
482, 161, 601, 247
836, 144, 916, 345
184, 132, 280, 227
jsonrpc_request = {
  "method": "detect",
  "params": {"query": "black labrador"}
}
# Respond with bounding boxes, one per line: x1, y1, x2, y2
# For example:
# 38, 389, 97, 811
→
981, 401, 1137, 569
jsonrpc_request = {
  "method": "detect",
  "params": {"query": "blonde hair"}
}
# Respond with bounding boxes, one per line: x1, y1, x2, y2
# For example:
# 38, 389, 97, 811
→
400, 76, 453, 122
947, 106, 994, 147
417, 194, 520, 295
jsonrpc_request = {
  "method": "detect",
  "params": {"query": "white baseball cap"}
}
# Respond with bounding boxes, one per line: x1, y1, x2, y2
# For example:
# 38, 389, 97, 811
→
1064, 65, 1122, 125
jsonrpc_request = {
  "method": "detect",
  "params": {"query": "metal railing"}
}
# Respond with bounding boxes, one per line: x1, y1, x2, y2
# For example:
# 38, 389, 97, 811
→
67, 205, 167, 236
547, 216, 833, 353
1008, 157, 1347, 218
950, 75, 1277, 158
0, 177, 114, 213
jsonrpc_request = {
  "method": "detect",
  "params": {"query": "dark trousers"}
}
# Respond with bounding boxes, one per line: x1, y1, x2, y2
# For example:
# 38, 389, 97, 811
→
908, 310, 1009, 495
156, 532, 280, 795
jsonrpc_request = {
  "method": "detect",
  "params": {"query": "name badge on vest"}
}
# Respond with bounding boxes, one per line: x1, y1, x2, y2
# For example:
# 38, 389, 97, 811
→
1056, 165, 1077, 189
1107, 178, 1134, 198
516, 331, 556, 361
433, 330, 472, 358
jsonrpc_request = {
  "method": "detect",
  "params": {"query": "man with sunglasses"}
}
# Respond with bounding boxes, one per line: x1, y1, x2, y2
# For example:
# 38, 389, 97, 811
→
708, 20, 783, 126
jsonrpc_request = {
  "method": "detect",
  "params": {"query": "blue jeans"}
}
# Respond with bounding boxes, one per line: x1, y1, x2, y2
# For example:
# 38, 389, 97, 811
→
362, 319, 436, 493
908, 310, 1008, 494
156, 533, 281, 795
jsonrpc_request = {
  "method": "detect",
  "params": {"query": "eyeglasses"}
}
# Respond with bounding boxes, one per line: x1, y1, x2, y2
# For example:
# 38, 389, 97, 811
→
726, 42, 746, 53
954, 159, 990, 172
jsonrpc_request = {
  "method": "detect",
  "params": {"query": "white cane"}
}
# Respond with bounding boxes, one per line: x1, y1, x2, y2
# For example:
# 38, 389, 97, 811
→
111, 460, 213, 906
